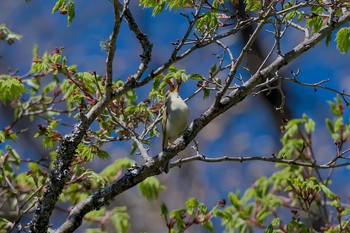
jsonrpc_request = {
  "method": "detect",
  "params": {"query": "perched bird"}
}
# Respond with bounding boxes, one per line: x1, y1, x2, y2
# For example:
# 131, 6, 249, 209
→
162, 80, 190, 173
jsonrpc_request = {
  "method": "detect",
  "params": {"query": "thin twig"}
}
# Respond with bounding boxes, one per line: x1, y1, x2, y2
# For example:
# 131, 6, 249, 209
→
215, 19, 266, 106
116, 1, 153, 81
283, 76, 350, 105
170, 154, 350, 169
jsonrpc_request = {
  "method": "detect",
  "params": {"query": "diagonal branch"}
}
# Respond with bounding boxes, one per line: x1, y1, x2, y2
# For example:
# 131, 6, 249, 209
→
116, 1, 153, 80
55, 10, 350, 233
105, 0, 122, 98
29, 2, 254, 232
29, 1, 123, 232
170, 0, 205, 59
215, 19, 265, 106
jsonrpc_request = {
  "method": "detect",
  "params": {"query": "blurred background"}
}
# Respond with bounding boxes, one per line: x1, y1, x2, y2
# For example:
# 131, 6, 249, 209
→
1, 1, 350, 232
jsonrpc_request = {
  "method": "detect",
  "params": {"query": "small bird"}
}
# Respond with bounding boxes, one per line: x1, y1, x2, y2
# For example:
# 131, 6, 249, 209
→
162, 80, 190, 173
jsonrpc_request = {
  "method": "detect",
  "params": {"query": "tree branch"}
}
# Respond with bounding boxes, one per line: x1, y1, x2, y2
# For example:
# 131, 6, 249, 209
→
170, 154, 350, 169
55, 10, 350, 233
29, 1, 123, 232
116, 1, 153, 81
215, 19, 265, 105
283, 74, 350, 105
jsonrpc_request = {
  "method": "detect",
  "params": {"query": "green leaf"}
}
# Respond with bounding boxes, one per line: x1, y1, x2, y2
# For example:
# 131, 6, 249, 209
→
110, 207, 130, 233
335, 27, 350, 54
169, 65, 178, 73
100, 158, 134, 181
169, 208, 186, 219
228, 192, 241, 210
265, 225, 274, 233
271, 218, 281, 227
77, 144, 94, 161
256, 207, 270, 223
180, 72, 188, 82
6, 145, 20, 165
303, 114, 315, 134
320, 184, 336, 199
32, 44, 39, 57
138, 176, 165, 200
96, 149, 110, 160
0, 218, 11, 231
203, 88, 210, 99
203, 220, 214, 232
152, 2, 165, 16
285, 11, 298, 20
67, 1, 75, 26
129, 142, 137, 156
209, 63, 217, 74
245, 0, 261, 11
306, 16, 323, 33
188, 73, 204, 81
52, 0, 66, 13
160, 202, 169, 216
334, 117, 344, 132
185, 197, 199, 215
0, 77, 26, 103
326, 34, 332, 47
152, 75, 161, 91
85, 207, 106, 218
325, 118, 334, 133
0, 131, 5, 143
196, 12, 218, 34
76, 72, 95, 93
0, 24, 22, 44
43, 82, 57, 94
139, 0, 192, 16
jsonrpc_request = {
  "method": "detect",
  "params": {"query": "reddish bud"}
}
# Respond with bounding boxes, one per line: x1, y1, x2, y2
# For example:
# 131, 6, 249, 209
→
218, 199, 226, 207
4, 125, 11, 131
26, 170, 34, 176
38, 124, 47, 132
7, 38, 14, 45
53, 86, 62, 97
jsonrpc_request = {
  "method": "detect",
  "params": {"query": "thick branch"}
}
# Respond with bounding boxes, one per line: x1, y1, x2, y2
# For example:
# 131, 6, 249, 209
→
29, 1, 123, 232
29, 115, 90, 233
56, 11, 350, 233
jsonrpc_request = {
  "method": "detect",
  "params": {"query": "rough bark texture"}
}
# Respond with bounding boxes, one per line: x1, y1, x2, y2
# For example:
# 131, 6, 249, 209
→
56, 10, 350, 232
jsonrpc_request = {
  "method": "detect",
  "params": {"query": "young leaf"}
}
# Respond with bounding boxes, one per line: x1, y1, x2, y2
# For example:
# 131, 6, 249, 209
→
110, 207, 130, 233
320, 184, 336, 199
185, 197, 199, 215
245, 0, 261, 11
326, 34, 332, 47
335, 27, 350, 54
0, 77, 26, 103
203, 88, 210, 99
138, 176, 165, 200
0, 24, 22, 44
52, 0, 66, 13
96, 149, 110, 160
160, 202, 169, 216
67, 1, 75, 26
188, 73, 204, 81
